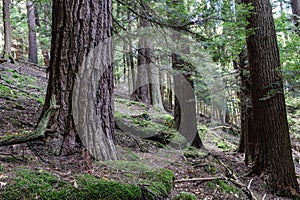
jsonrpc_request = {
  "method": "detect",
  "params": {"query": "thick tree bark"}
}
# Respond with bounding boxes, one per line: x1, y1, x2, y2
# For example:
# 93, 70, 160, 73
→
242, 0, 300, 196
2, 0, 12, 59
26, 1, 38, 64
291, 0, 300, 35
42, 0, 117, 160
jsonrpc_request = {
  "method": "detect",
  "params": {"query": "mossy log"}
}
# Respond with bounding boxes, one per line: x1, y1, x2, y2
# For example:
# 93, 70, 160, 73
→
0, 97, 58, 146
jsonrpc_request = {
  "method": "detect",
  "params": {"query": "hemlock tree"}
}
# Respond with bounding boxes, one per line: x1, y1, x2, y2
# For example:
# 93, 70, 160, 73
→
2, 0, 12, 59
42, 0, 117, 160
26, 1, 38, 64
242, 0, 300, 196
132, 4, 151, 104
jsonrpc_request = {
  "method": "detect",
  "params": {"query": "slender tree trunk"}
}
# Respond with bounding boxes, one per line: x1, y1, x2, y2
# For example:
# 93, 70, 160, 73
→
242, 0, 300, 196
148, 63, 164, 110
40, 10, 50, 67
26, 1, 38, 64
235, 48, 254, 166
291, 0, 300, 35
2, 0, 12, 59
132, 6, 150, 104
42, 0, 117, 161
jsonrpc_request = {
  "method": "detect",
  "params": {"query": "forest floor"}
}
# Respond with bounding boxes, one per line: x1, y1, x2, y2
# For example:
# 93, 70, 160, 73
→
0, 62, 299, 199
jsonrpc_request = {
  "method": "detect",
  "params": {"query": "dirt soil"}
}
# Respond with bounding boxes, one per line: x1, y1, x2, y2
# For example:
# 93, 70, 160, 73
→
0, 62, 299, 199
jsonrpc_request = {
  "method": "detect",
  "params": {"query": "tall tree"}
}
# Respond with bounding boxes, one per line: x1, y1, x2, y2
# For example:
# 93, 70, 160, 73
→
132, 4, 151, 104
242, 0, 300, 196
42, 0, 117, 160
168, 0, 203, 148
2, 0, 12, 59
234, 47, 257, 167
26, 1, 38, 64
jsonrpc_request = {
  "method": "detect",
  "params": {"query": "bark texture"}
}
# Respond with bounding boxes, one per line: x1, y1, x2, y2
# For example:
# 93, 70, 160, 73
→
2, 0, 12, 58
132, 7, 151, 104
235, 48, 255, 166
242, 0, 299, 196
26, 1, 38, 64
43, 0, 117, 160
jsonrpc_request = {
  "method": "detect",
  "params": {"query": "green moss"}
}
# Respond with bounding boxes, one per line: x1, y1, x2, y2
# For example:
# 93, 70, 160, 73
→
115, 98, 146, 108
0, 83, 10, 96
144, 169, 174, 193
204, 164, 217, 175
216, 140, 235, 151
6, 69, 16, 73
103, 160, 150, 172
208, 179, 239, 195
1, 169, 143, 200
216, 180, 239, 194
174, 192, 197, 200
75, 174, 142, 200
198, 125, 209, 139
183, 146, 208, 159
36, 96, 45, 105
140, 169, 175, 199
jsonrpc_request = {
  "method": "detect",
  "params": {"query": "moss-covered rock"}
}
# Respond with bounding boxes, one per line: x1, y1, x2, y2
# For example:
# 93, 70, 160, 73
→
140, 169, 175, 199
1, 168, 175, 200
1, 169, 142, 200
183, 146, 208, 159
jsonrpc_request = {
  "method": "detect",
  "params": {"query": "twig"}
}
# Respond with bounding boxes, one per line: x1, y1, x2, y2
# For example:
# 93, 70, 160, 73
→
27, 142, 48, 163
138, 183, 166, 200
214, 157, 257, 200
175, 176, 225, 183
247, 178, 253, 189
0, 152, 26, 162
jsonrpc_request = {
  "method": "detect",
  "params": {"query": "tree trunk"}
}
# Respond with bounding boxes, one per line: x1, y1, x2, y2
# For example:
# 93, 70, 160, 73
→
132, 7, 150, 104
291, 0, 300, 35
26, 1, 38, 64
148, 63, 164, 111
235, 48, 255, 166
42, 0, 117, 161
2, 0, 12, 59
172, 53, 203, 148
242, 0, 300, 196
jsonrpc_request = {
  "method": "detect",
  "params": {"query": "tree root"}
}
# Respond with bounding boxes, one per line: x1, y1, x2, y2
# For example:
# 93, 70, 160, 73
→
0, 96, 58, 147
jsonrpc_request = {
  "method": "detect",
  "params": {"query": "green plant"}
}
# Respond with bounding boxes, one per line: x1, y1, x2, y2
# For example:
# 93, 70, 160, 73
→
174, 192, 197, 200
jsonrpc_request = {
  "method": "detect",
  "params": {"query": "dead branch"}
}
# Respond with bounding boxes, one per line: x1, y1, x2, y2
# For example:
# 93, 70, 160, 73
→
175, 176, 225, 183
215, 157, 258, 200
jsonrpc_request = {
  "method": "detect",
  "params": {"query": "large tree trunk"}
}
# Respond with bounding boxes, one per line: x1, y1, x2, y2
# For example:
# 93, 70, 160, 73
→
242, 0, 300, 196
2, 0, 12, 59
26, 1, 38, 64
42, 0, 117, 161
